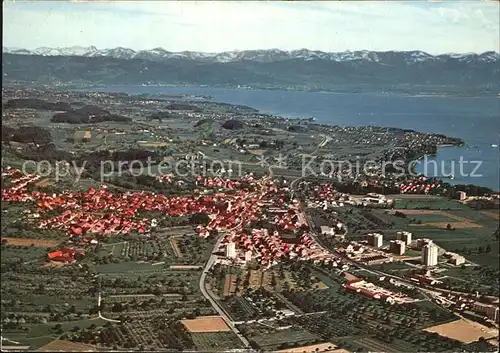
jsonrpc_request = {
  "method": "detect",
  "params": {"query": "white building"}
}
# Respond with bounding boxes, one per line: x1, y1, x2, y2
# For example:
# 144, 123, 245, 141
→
320, 226, 335, 236
416, 238, 433, 250
390, 240, 406, 255
396, 231, 412, 246
449, 255, 465, 266
368, 233, 383, 248
422, 244, 438, 267
244, 250, 252, 262
225, 242, 236, 259
457, 191, 467, 201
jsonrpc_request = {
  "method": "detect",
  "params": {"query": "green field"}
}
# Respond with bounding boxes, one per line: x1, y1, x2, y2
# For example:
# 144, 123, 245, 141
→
409, 227, 498, 267
191, 332, 245, 351
378, 196, 499, 268
242, 325, 319, 351
1, 318, 107, 349
394, 197, 470, 210
1, 246, 47, 262
407, 213, 458, 223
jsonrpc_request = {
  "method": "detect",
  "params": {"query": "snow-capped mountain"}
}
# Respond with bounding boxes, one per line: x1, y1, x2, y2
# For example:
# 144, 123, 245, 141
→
3, 46, 499, 65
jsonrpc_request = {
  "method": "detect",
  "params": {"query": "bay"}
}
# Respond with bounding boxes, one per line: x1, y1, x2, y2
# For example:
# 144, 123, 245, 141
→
80, 86, 500, 191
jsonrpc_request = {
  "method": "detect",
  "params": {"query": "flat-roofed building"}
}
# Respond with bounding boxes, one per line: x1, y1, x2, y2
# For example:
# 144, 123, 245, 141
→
422, 244, 438, 267
396, 231, 412, 246
390, 240, 406, 255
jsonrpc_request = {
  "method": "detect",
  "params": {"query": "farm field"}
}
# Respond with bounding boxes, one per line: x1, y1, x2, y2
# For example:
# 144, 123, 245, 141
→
375, 197, 499, 268
1, 270, 96, 322
393, 196, 470, 210
0, 318, 107, 349
436, 265, 499, 296
96, 257, 212, 319
221, 296, 258, 321
1, 246, 48, 262
393, 209, 483, 228
191, 332, 245, 350
99, 239, 174, 262
353, 337, 412, 353
181, 316, 231, 333
234, 265, 330, 294
64, 319, 196, 350
424, 319, 499, 343
275, 342, 338, 353
1, 237, 60, 247
38, 339, 97, 352
481, 210, 499, 220
98, 269, 201, 295
97, 234, 214, 265
242, 324, 320, 351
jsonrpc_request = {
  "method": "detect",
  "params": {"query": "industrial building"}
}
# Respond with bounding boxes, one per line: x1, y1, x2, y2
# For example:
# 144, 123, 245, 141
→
390, 240, 406, 255
472, 302, 499, 322
421, 244, 438, 267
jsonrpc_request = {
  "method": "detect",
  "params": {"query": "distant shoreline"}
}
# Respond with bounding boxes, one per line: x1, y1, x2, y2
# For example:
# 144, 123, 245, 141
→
8, 81, 496, 98
70, 84, 500, 193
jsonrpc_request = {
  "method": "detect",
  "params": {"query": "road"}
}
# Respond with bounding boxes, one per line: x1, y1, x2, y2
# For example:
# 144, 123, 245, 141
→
97, 291, 121, 322
198, 175, 280, 348
198, 201, 253, 348
233, 311, 327, 325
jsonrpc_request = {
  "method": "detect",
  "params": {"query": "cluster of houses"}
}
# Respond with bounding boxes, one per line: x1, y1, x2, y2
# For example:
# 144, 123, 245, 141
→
396, 176, 443, 194
194, 176, 245, 190
2, 169, 267, 239
4, 168, 315, 266
2, 169, 42, 192
224, 229, 321, 267
47, 248, 85, 263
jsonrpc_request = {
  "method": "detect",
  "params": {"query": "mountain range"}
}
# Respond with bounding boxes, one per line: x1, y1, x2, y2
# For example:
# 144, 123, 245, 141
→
4, 46, 500, 64
2, 46, 499, 94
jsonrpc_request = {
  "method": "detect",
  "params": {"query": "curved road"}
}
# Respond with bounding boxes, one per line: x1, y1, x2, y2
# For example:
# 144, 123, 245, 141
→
199, 200, 254, 348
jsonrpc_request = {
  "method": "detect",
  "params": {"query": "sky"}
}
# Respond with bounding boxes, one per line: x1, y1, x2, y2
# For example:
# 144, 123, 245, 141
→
3, 1, 499, 54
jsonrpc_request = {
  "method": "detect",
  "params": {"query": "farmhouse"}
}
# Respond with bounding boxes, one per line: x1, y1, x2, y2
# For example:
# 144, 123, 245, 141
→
47, 248, 83, 263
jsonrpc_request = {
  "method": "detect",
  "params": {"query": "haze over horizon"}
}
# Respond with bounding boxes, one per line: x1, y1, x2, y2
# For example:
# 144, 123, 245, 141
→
3, 1, 499, 55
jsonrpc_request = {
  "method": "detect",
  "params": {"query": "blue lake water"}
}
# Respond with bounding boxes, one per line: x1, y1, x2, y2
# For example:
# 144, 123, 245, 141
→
83, 86, 499, 190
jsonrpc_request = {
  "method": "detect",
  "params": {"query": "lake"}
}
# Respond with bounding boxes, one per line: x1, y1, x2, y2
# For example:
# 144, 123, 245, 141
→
82, 85, 499, 191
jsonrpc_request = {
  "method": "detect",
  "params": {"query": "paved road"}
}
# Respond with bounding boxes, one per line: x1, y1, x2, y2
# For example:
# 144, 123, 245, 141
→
198, 204, 253, 348
97, 291, 121, 323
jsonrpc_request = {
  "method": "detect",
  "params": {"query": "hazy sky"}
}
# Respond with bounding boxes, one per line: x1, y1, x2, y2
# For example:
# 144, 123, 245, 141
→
3, 1, 499, 54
